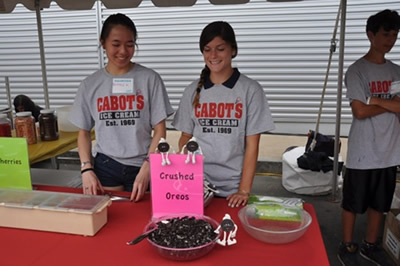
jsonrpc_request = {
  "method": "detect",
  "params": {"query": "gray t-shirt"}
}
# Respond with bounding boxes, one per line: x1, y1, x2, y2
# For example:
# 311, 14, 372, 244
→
70, 64, 174, 166
345, 57, 400, 169
173, 69, 275, 196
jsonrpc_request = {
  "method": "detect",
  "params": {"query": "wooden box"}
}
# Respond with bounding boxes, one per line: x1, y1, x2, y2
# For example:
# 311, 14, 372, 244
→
0, 188, 111, 236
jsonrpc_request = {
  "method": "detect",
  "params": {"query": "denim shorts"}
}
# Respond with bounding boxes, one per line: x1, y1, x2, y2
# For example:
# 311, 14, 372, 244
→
341, 167, 397, 213
94, 153, 140, 192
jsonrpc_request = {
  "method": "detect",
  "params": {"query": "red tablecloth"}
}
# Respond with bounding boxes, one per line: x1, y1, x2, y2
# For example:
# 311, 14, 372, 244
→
1, 185, 329, 266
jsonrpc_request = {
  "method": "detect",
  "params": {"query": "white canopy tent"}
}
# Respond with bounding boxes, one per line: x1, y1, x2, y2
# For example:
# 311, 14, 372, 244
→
1, 0, 255, 109
0, 0, 347, 200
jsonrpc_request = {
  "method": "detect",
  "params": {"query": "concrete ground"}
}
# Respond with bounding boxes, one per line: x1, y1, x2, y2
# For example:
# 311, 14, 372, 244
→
31, 131, 397, 266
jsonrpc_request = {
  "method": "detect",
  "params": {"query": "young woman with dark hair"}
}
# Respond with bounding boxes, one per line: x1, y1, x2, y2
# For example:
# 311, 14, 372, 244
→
173, 21, 275, 208
70, 13, 173, 201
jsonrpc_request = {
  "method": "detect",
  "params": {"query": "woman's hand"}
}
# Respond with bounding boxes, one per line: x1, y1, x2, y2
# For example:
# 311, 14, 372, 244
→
129, 121, 165, 202
77, 129, 102, 195
130, 161, 150, 202
82, 170, 104, 195
226, 190, 250, 208
225, 134, 258, 208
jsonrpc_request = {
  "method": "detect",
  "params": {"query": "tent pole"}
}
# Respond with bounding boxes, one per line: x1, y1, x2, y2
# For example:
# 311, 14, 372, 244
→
95, 1, 104, 68
35, 0, 50, 108
332, 0, 346, 202
5, 77, 12, 110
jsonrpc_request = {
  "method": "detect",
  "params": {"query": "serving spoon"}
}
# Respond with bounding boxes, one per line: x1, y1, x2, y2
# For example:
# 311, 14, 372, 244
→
126, 220, 169, 245
126, 228, 156, 245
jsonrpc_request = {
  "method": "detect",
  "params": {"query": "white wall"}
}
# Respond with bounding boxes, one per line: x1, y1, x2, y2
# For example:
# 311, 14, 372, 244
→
0, 0, 399, 135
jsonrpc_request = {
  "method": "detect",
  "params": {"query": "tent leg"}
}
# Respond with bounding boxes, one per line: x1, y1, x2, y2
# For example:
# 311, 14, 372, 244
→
332, 0, 347, 202
36, 0, 50, 109
5, 77, 11, 110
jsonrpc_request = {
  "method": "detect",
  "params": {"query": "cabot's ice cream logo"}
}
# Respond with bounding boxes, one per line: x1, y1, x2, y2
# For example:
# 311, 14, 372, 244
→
369, 80, 396, 100
195, 101, 242, 134
97, 95, 144, 111
369, 80, 392, 94
194, 102, 242, 119
97, 95, 145, 126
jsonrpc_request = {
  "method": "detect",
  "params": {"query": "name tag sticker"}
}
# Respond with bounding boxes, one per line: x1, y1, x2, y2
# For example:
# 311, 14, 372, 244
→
112, 78, 133, 94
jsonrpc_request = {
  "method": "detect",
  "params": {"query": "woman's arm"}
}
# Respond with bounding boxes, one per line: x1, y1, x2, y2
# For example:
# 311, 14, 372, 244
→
78, 129, 103, 195
178, 132, 193, 152
226, 134, 260, 207
148, 120, 167, 158
130, 120, 167, 202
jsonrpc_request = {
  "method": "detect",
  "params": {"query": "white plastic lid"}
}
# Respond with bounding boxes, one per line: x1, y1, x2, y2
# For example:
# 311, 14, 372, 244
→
40, 109, 55, 114
16, 111, 32, 117
0, 114, 8, 119
0, 188, 110, 214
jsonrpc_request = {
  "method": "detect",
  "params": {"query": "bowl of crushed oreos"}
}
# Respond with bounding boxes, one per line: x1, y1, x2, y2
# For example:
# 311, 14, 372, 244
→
145, 214, 220, 261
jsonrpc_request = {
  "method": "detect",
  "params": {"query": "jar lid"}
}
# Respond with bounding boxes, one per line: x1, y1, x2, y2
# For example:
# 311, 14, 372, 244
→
0, 114, 8, 119
16, 111, 32, 117
40, 109, 55, 114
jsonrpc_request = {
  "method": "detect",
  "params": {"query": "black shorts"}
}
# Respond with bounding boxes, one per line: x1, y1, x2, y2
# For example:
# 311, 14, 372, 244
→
94, 153, 141, 192
341, 167, 397, 213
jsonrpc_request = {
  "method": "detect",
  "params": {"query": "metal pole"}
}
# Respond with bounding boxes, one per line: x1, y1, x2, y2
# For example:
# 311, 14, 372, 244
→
95, 0, 104, 69
332, 0, 346, 201
35, 0, 50, 109
4, 76, 14, 129
5, 77, 11, 109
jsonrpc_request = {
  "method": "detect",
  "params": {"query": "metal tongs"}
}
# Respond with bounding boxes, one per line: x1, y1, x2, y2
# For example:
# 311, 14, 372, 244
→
104, 192, 131, 201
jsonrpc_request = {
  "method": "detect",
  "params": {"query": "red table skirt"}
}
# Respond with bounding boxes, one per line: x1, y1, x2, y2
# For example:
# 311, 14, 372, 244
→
1, 185, 329, 266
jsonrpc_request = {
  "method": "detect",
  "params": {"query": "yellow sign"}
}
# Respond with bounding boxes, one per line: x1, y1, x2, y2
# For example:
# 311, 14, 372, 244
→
0, 137, 32, 190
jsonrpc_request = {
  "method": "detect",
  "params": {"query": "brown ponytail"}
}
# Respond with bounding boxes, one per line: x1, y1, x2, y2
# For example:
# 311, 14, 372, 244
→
192, 66, 210, 108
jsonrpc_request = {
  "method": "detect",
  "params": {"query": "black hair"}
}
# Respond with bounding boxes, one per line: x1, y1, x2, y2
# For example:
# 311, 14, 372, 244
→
100, 13, 138, 44
366, 9, 400, 34
193, 21, 238, 108
199, 21, 238, 58
13, 94, 43, 122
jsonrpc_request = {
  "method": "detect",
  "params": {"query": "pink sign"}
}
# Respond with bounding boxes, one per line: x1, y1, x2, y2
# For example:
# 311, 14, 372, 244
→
150, 153, 204, 219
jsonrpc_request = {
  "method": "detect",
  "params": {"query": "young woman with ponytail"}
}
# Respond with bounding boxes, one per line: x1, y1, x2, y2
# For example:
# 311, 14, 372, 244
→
173, 21, 275, 208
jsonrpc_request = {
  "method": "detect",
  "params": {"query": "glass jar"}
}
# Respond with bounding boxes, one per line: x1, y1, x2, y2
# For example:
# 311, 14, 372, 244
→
39, 109, 59, 141
0, 107, 13, 129
0, 113, 12, 137
15, 111, 37, 144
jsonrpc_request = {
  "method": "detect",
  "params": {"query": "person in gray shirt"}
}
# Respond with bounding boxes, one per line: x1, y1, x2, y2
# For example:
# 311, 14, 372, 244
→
70, 14, 173, 202
173, 21, 275, 208
338, 9, 400, 266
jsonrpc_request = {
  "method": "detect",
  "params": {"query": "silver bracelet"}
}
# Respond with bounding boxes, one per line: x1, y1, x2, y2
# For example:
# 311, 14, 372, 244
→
80, 161, 91, 168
